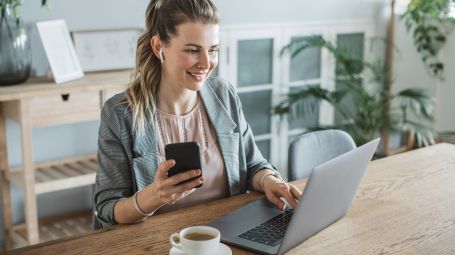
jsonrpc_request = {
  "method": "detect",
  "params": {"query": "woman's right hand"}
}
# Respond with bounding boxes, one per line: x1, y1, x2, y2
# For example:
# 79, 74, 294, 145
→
146, 159, 204, 207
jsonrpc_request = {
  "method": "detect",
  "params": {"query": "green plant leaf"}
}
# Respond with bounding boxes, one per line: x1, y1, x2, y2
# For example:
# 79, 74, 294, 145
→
401, 120, 435, 146
273, 85, 349, 120
435, 35, 446, 42
275, 33, 436, 148
400, 0, 455, 80
394, 88, 434, 120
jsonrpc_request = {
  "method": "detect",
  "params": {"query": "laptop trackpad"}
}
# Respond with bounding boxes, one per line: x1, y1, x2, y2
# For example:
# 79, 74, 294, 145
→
208, 198, 282, 238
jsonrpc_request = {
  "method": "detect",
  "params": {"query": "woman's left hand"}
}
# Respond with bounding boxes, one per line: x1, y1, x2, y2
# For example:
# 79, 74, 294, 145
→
262, 176, 302, 211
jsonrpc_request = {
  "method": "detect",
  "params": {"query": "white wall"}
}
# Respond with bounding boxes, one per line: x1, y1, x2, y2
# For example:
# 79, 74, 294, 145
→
21, 0, 388, 77
393, 15, 455, 132
215, 0, 386, 24
0, 0, 388, 246
436, 35, 455, 131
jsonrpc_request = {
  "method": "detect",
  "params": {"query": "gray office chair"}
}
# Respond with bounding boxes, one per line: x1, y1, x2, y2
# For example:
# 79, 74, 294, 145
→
288, 129, 356, 181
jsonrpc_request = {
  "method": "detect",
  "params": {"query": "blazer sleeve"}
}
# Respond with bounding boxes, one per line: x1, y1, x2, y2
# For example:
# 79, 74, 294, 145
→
93, 102, 134, 229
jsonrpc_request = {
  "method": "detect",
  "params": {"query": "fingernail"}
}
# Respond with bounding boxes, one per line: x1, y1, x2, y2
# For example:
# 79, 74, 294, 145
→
169, 160, 175, 165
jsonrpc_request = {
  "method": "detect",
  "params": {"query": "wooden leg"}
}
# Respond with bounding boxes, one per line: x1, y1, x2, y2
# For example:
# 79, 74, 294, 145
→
382, 131, 390, 156
0, 105, 13, 250
19, 100, 39, 245
406, 131, 415, 150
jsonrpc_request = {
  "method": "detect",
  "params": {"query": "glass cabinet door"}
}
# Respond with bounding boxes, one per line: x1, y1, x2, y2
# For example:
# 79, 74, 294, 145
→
238, 90, 272, 136
228, 28, 282, 163
334, 32, 365, 124
237, 39, 274, 87
287, 35, 323, 132
282, 28, 330, 126
289, 36, 322, 82
279, 28, 330, 173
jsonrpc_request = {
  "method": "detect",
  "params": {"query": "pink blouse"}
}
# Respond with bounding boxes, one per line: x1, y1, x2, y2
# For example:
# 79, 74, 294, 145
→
154, 98, 229, 214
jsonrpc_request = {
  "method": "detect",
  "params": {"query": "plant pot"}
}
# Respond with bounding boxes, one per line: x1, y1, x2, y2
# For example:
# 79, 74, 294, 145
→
0, 4, 32, 86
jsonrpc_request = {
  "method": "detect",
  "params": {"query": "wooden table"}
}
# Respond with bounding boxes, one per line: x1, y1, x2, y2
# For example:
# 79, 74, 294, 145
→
5, 143, 455, 254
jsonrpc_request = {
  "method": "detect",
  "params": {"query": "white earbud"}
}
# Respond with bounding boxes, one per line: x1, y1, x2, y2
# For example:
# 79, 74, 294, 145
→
159, 48, 164, 63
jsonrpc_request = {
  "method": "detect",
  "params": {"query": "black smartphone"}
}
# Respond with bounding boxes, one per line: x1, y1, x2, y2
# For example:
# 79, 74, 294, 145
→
165, 142, 203, 188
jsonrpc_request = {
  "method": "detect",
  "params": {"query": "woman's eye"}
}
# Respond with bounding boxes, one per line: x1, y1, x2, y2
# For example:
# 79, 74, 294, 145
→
209, 49, 219, 56
186, 49, 199, 54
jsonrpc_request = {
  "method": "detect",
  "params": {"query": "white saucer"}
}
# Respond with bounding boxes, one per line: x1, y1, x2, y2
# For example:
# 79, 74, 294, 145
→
169, 243, 232, 255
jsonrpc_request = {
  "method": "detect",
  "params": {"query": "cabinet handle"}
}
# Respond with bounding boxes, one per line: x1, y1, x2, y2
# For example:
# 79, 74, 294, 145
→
61, 94, 70, 101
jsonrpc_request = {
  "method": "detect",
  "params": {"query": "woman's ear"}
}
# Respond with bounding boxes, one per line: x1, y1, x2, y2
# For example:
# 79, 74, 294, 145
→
151, 35, 164, 62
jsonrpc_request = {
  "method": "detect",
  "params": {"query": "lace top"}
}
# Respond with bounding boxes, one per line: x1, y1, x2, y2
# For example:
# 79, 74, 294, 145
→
155, 98, 229, 213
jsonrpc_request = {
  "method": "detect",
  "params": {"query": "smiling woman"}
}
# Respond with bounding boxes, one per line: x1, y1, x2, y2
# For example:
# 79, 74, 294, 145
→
155, 22, 220, 112
93, 0, 302, 229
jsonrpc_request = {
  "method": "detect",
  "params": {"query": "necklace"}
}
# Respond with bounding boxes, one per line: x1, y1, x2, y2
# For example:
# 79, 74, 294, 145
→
156, 101, 209, 148
156, 112, 166, 145
200, 106, 209, 148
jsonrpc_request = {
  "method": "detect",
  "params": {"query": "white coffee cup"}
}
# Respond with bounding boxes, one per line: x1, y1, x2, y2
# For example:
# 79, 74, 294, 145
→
170, 226, 221, 255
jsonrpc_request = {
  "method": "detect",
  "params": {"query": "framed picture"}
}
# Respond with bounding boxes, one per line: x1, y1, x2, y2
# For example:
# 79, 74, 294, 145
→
71, 28, 143, 72
36, 19, 84, 84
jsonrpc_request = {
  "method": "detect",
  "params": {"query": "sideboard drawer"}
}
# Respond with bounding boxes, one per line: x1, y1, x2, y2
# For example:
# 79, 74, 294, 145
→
28, 91, 101, 127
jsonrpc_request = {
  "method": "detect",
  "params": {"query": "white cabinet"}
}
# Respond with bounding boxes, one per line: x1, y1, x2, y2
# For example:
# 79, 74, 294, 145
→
217, 21, 374, 174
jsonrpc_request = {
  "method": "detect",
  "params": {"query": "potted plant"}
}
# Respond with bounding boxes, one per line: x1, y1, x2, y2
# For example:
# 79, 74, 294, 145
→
0, 0, 48, 85
274, 36, 435, 152
400, 0, 455, 146
401, 0, 455, 80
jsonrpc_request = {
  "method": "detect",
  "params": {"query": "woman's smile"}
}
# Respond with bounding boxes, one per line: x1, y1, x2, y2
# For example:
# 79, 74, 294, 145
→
186, 70, 208, 81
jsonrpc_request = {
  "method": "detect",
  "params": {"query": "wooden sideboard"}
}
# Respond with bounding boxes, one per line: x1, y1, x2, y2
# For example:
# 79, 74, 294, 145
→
0, 71, 131, 250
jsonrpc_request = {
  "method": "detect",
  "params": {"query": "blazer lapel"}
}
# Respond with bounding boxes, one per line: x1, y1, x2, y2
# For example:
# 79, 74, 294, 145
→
200, 83, 242, 195
132, 114, 159, 190
199, 82, 237, 133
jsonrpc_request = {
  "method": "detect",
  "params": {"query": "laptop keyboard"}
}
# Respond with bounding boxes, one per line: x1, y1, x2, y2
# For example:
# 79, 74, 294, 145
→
238, 208, 294, 246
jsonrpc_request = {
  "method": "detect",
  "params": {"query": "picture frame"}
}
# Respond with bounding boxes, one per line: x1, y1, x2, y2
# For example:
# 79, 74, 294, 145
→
36, 19, 84, 84
71, 28, 143, 72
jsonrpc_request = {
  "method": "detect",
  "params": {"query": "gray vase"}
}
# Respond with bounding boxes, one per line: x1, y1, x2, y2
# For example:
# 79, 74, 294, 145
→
0, 4, 31, 86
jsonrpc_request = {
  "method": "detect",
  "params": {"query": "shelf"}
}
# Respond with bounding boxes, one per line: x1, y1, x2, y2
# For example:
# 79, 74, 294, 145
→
10, 155, 97, 195
11, 211, 93, 249
0, 73, 128, 251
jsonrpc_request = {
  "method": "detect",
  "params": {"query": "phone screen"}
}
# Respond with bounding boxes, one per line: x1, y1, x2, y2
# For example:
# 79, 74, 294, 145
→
165, 142, 203, 188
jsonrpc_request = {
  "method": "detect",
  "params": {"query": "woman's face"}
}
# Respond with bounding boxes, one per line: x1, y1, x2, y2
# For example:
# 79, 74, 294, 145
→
161, 22, 219, 92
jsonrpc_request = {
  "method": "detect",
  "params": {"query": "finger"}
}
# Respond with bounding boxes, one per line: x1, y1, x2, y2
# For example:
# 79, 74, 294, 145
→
181, 188, 197, 198
167, 176, 205, 194
156, 160, 175, 179
278, 187, 298, 209
167, 169, 202, 186
290, 185, 302, 201
158, 192, 176, 205
266, 191, 285, 211
187, 188, 197, 196
284, 194, 298, 209
167, 187, 197, 204
170, 193, 178, 204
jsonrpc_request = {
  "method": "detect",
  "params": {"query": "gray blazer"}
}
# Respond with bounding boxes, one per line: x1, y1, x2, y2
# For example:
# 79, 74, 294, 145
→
94, 77, 276, 229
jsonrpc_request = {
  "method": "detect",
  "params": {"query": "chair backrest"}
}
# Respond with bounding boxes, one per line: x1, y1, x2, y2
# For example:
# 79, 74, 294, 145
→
288, 129, 356, 181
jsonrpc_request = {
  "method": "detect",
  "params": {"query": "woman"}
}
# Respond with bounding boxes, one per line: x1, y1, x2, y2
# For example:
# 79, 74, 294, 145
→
94, 0, 302, 229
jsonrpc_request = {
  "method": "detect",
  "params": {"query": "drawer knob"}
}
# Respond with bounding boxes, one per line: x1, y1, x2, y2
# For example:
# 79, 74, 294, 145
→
61, 94, 70, 101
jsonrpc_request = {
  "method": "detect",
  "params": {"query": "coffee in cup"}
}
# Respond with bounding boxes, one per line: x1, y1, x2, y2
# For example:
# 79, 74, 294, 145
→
184, 232, 216, 241
170, 226, 220, 255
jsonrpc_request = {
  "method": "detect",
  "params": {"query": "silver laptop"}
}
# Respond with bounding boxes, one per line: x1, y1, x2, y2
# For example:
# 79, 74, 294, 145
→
207, 138, 380, 255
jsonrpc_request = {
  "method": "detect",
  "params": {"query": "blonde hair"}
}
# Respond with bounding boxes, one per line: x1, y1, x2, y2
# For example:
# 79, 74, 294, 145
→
125, 0, 219, 133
